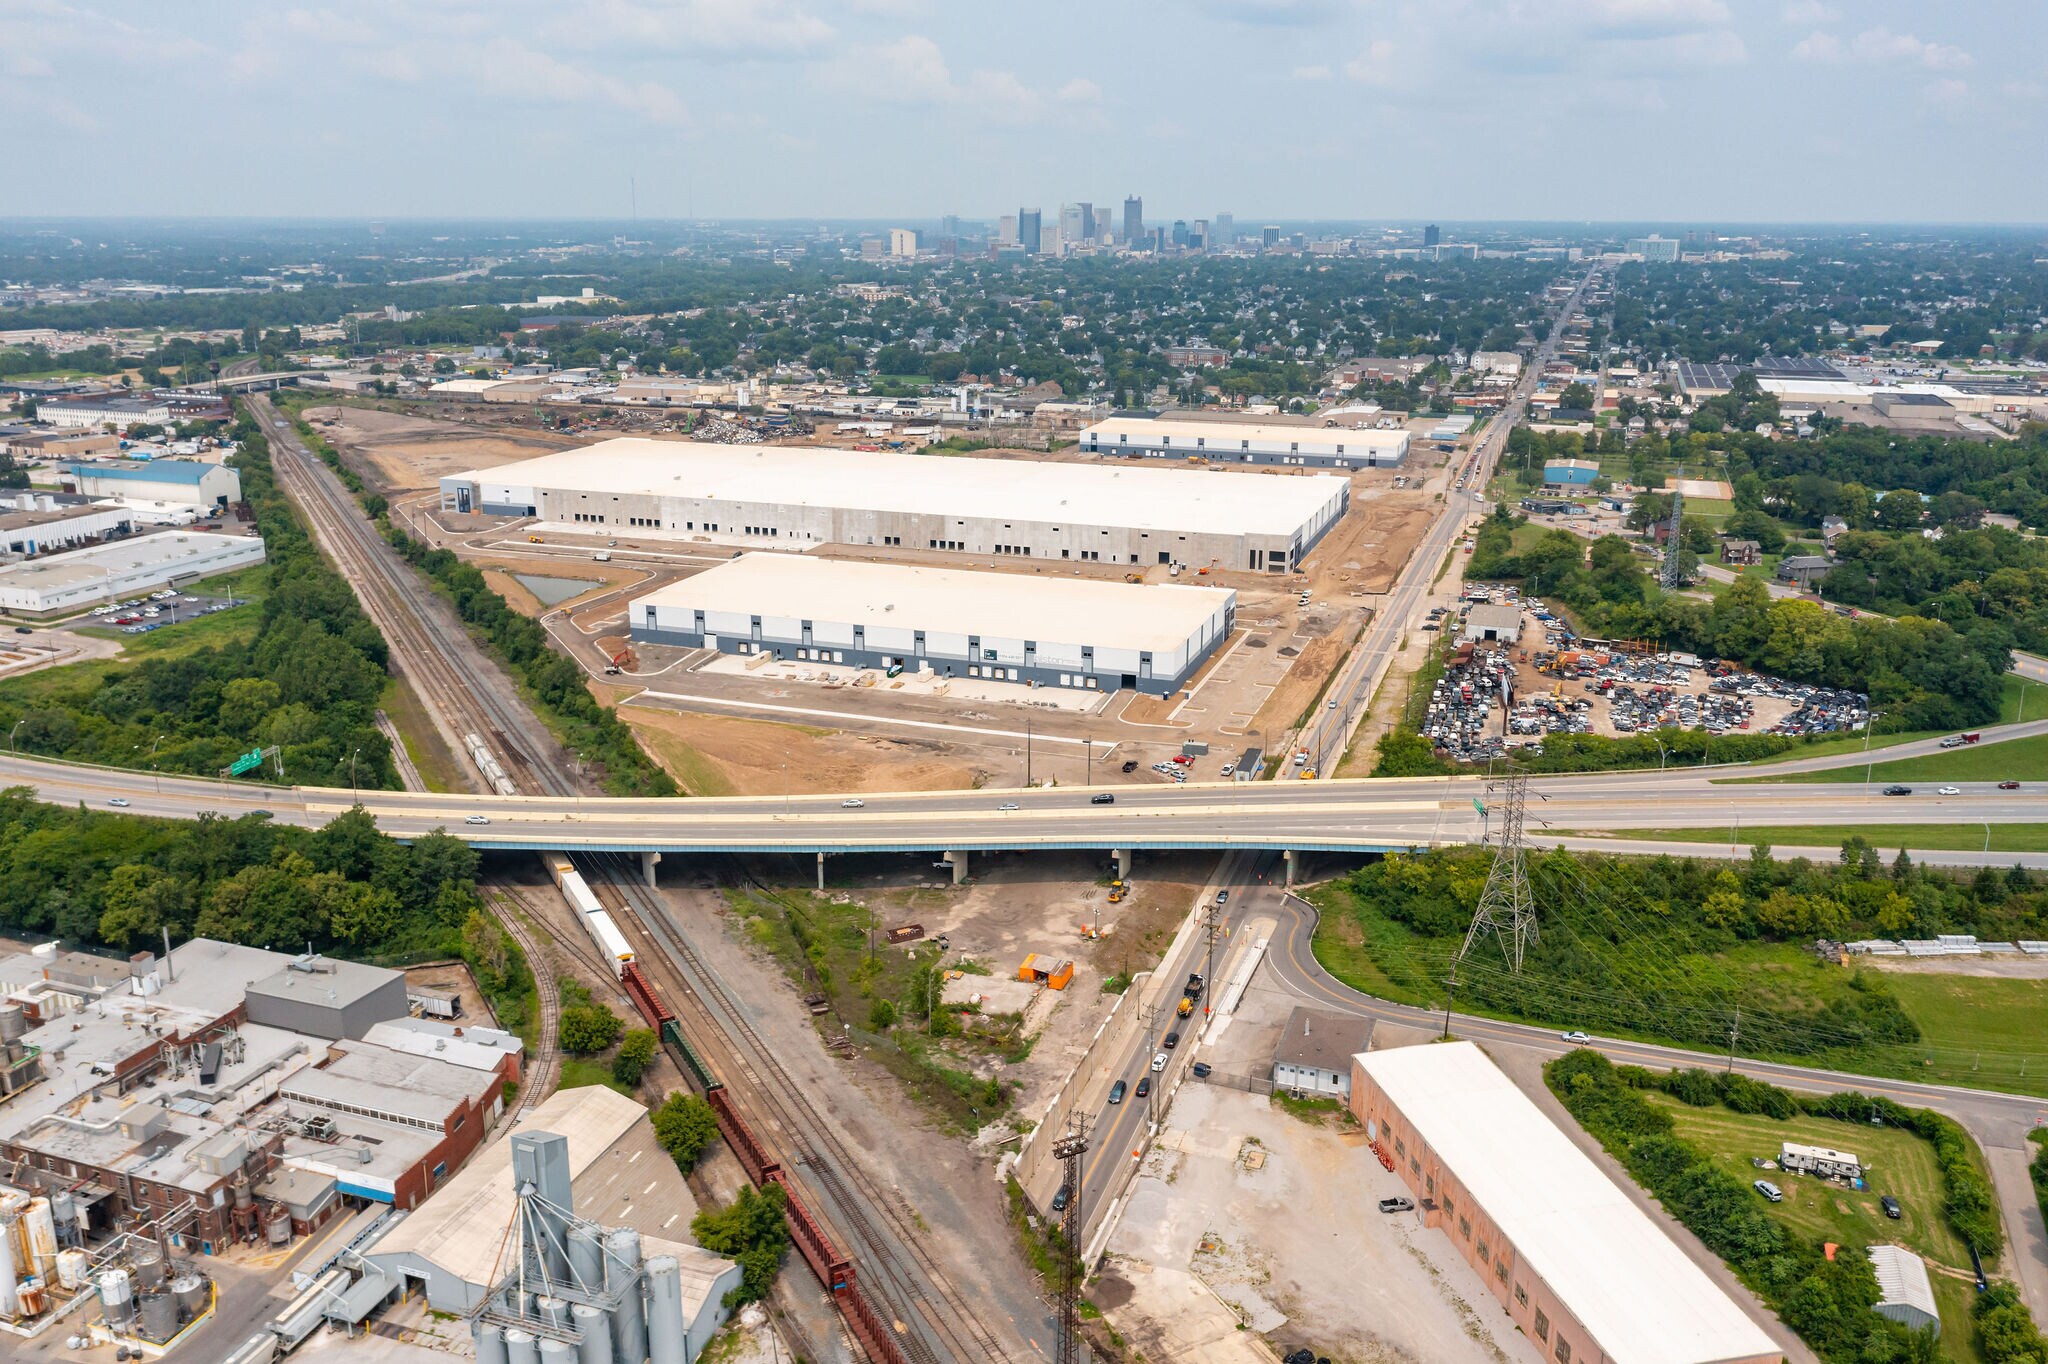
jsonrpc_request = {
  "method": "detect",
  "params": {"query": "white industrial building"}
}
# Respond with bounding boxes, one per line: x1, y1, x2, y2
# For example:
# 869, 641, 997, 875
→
632, 553, 1236, 696
1869, 1247, 1940, 1335
36, 393, 173, 430
1078, 416, 1410, 469
0, 493, 137, 559
0, 530, 264, 615
62, 459, 241, 510
440, 438, 1347, 574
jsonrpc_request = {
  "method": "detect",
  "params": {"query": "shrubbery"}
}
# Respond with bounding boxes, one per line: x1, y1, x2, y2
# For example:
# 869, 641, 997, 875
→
651, 1092, 720, 1174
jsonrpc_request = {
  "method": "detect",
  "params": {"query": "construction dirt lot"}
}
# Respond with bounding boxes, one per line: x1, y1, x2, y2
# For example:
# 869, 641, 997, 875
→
302, 402, 576, 490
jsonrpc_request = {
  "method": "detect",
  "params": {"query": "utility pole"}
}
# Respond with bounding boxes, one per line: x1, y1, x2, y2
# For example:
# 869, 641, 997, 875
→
1052, 1120, 1091, 1364
1725, 1005, 1740, 1072
1201, 897, 1223, 1018
1026, 716, 1033, 789
1442, 959, 1456, 1040
1459, 761, 1537, 972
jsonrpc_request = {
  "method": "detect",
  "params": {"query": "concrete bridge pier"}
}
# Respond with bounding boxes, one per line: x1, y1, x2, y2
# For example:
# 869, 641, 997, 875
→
641, 850, 661, 888
1112, 849, 1133, 880
944, 850, 970, 885
816, 852, 827, 891
1283, 849, 1297, 889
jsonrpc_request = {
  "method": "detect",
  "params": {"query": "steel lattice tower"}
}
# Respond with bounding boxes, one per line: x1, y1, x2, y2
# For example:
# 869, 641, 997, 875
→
1052, 1123, 1091, 1364
1460, 762, 1538, 972
1660, 486, 1687, 589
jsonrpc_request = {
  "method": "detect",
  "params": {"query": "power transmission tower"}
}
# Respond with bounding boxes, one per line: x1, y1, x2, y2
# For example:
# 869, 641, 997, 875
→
1459, 761, 1538, 972
1052, 1120, 1092, 1364
1660, 485, 1687, 589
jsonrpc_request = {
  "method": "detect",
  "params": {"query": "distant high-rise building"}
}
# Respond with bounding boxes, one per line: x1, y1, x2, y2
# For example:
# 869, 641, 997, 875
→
1060, 203, 1087, 247
1192, 220, 1209, 250
1122, 196, 1143, 245
1150, 226, 1166, 254
1080, 202, 1095, 241
888, 228, 917, 258
1171, 220, 1189, 248
1018, 208, 1042, 255
998, 214, 1018, 245
941, 214, 961, 239
1626, 234, 1680, 262
1261, 225, 1280, 249
1213, 213, 1234, 247
1423, 223, 1440, 248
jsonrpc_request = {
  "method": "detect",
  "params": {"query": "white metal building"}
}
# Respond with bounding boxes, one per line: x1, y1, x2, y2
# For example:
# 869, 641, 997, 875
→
62, 459, 241, 510
631, 552, 1236, 696
440, 437, 1347, 574
1869, 1246, 1939, 1335
0, 530, 264, 615
1078, 416, 1409, 469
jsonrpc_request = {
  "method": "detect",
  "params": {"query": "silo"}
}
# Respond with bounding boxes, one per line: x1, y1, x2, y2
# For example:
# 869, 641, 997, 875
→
605, 1228, 645, 1364
645, 1256, 686, 1364
50, 1191, 78, 1248
0, 1207, 18, 1317
539, 1339, 577, 1364
25, 1198, 58, 1280
573, 1302, 614, 1364
505, 1327, 541, 1364
139, 1289, 180, 1341
171, 1274, 207, 1320
265, 1204, 292, 1246
567, 1223, 605, 1292
475, 1320, 510, 1364
97, 1269, 134, 1328
537, 1296, 570, 1331
131, 1244, 165, 1289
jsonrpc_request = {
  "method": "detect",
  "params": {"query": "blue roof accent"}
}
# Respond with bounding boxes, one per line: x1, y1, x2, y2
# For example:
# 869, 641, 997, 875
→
64, 460, 219, 485
334, 1180, 394, 1204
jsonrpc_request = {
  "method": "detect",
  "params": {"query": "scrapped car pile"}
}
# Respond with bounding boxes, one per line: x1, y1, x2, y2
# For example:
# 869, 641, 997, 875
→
1600, 683, 1755, 734
1419, 647, 1517, 763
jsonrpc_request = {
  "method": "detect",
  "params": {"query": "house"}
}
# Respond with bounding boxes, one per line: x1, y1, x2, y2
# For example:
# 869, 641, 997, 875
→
1271, 1008, 1372, 1098
1776, 555, 1835, 590
1721, 539, 1761, 566
1821, 515, 1849, 547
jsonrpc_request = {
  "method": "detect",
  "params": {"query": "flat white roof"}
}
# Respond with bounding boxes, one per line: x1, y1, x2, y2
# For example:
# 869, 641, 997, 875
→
0, 530, 255, 591
453, 437, 1344, 538
1084, 416, 1409, 449
1357, 1043, 1782, 1364
640, 553, 1234, 653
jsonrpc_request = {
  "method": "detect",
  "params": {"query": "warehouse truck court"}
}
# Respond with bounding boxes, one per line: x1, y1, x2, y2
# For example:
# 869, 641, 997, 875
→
439, 436, 1348, 573
630, 552, 1236, 696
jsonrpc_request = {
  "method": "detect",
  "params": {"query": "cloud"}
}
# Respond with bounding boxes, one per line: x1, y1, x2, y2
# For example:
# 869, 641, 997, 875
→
1292, 63, 1332, 80
1568, 0, 1731, 40
1191, 0, 1340, 25
1343, 40, 1398, 86
547, 0, 837, 58
820, 34, 1097, 126
1794, 26, 1972, 70
1779, 0, 1837, 22
1789, 30, 1840, 62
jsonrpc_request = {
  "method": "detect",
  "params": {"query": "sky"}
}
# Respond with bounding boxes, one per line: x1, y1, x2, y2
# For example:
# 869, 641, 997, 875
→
5, 0, 2045, 224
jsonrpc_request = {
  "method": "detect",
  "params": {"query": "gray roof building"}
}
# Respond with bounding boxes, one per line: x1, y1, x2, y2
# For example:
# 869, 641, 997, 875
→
1272, 1007, 1373, 1097
245, 954, 407, 1040
1461, 603, 1524, 645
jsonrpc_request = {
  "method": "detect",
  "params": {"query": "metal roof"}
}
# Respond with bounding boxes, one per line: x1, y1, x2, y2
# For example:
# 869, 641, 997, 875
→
1272, 1007, 1371, 1073
1869, 1246, 1938, 1320
63, 460, 221, 485
1356, 1042, 1783, 1364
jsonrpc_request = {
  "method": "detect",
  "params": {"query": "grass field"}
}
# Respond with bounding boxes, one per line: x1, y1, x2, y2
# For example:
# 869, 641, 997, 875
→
0, 603, 264, 707
555, 1057, 633, 1095
381, 675, 467, 792
1881, 972, 2048, 1080
1643, 1093, 1991, 1353
1599, 824, 2048, 853
1751, 733, 2047, 786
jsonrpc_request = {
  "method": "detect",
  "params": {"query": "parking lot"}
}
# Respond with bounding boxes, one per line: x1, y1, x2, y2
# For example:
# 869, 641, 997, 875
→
62, 588, 249, 637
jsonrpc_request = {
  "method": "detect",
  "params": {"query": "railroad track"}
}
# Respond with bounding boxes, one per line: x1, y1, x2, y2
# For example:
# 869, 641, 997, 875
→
492, 884, 563, 1120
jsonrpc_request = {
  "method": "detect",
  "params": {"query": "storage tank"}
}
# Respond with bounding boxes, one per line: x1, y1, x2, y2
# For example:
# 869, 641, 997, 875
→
645, 1255, 686, 1364
474, 1320, 510, 1364
139, 1288, 180, 1342
57, 1248, 91, 1290
49, 1191, 78, 1248
0, 1003, 24, 1042
0, 1209, 18, 1317
567, 1223, 605, 1292
264, 1204, 292, 1246
131, 1245, 165, 1289
539, 1340, 576, 1364
536, 1295, 569, 1330
16, 1282, 47, 1317
25, 1198, 58, 1280
605, 1228, 645, 1364
572, 1301, 614, 1364
171, 1273, 206, 1319
505, 1327, 541, 1364
97, 1268, 134, 1327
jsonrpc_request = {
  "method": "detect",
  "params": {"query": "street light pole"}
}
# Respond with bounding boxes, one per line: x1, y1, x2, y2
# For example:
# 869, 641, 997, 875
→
1862, 710, 1883, 794
9, 718, 23, 755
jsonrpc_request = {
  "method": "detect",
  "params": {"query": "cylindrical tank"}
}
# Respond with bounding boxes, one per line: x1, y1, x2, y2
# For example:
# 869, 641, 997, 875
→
605, 1228, 645, 1364
97, 1269, 134, 1327
0, 1210, 19, 1317
645, 1255, 686, 1364
0, 1002, 25, 1041
131, 1245, 165, 1290
58, 1248, 92, 1289
171, 1273, 206, 1319
50, 1191, 76, 1247
566, 1223, 605, 1292
264, 1205, 292, 1246
536, 1295, 569, 1331
17, 1281, 47, 1316
539, 1340, 576, 1364
139, 1289, 180, 1342
233, 1181, 254, 1211
573, 1302, 614, 1364
25, 1198, 58, 1280
505, 1327, 541, 1364
475, 1320, 510, 1364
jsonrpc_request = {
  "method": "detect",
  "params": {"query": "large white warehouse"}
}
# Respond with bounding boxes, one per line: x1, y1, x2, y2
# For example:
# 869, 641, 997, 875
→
440, 438, 1347, 574
1079, 416, 1410, 469
631, 553, 1237, 696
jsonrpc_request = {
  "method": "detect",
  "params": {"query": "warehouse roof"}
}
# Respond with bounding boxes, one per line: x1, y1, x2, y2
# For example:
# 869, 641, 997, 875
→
281, 1038, 493, 1127
1273, 1008, 1371, 1074
0, 530, 257, 593
1085, 415, 1409, 449
1356, 1043, 1782, 1364
63, 459, 220, 485
638, 553, 1235, 653
453, 437, 1345, 538
247, 954, 402, 1012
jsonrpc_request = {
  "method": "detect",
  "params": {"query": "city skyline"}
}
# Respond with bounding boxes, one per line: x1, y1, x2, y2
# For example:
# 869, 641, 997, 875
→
4, 1, 2043, 222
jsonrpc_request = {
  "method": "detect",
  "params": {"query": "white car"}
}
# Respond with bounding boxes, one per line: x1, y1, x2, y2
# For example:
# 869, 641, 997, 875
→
997, 802, 1019, 811
1937, 786, 1960, 796
1560, 1030, 1592, 1045
108, 797, 131, 808
465, 814, 490, 825
841, 798, 865, 808
1151, 1051, 1168, 1072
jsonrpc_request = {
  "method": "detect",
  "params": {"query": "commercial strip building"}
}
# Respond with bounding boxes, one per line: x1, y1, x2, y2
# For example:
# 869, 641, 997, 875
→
631, 553, 1237, 696
61, 458, 241, 510
1078, 415, 1410, 469
0, 530, 264, 615
441, 437, 1348, 574
1350, 1043, 1784, 1364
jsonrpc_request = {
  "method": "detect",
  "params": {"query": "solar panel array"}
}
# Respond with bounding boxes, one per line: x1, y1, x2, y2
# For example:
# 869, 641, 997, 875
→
1677, 357, 1844, 392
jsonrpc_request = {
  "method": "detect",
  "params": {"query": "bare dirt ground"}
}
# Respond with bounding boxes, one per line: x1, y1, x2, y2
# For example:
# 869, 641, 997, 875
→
399, 960, 492, 1027
603, 699, 991, 796
1301, 496, 1437, 596
1862, 955, 2048, 979
305, 403, 575, 491
1250, 616, 1361, 740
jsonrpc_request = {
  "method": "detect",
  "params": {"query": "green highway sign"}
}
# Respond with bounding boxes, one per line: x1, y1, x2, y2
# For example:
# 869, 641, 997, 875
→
228, 749, 264, 776
1473, 798, 1487, 816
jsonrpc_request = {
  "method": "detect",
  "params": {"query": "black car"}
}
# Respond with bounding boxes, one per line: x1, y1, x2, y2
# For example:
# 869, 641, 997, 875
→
1215, 890, 1229, 904
1883, 785, 1912, 796
1050, 1186, 1070, 1213
1121, 759, 1139, 773
1378, 1197, 1415, 1213
1192, 1061, 1212, 1078
1091, 793, 1115, 805
1107, 1080, 1127, 1104
1163, 1031, 1180, 1049
1135, 1076, 1152, 1098
1881, 1195, 1902, 1219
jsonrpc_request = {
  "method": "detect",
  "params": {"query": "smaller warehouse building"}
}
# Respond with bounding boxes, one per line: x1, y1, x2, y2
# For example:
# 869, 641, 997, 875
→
1461, 604, 1523, 645
1271, 1007, 1371, 1098
631, 553, 1236, 697
62, 459, 241, 510
1350, 1042, 1784, 1364
0, 492, 137, 558
0, 529, 265, 615
245, 954, 409, 1040
1869, 1247, 1939, 1335
1079, 416, 1409, 469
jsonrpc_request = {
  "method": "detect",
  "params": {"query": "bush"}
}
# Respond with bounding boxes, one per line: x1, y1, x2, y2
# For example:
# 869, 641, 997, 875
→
611, 1028, 657, 1086
651, 1091, 720, 1173
559, 1003, 623, 1054
691, 1183, 789, 1308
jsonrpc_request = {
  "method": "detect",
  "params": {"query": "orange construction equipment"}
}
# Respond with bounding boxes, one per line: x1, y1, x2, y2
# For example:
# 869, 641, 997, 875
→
1017, 953, 1075, 990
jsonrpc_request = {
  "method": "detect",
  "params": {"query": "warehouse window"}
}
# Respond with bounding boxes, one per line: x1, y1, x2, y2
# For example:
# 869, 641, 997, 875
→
1533, 1311, 1549, 1343
1514, 1284, 1527, 1308
1496, 1260, 1508, 1284
1458, 1217, 1470, 1240
1476, 1238, 1488, 1262
1554, 1338, 1571, 1364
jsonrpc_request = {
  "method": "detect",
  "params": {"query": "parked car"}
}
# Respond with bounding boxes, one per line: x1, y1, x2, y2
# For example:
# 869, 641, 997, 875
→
1561, 1030, 1591, 1044
1151, 1052, 1167, 1072
1091, 793, 1115, 805
1135, 1076, 1152, 1098
1121, 760, 1139, 773
1378, 1197, 1414, 1214
1107, 1080, 1127, 1105
1883, 785, 1912, 796
1881, 1195, 1902, 1220
1191, 1061, 1212, 1078
465, 814, 490, 825
841, 798, 865, 808
1754, 1180, 1783, 1203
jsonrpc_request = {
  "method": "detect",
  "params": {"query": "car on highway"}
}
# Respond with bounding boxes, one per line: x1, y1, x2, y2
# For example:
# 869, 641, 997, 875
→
1151, 1051, 1168, 1072
107, 797, 130, 808
1163, 1031, 1179, 1049
1378, 1197, 1414, 1214
1107, 1080, 1127, 1105
1881, 1195, 1901, 1220
1883, 785, 1912, 796
997, 802, 1019, 811
1753, 1180, 1783, 1203
2000, 781, 2021, 790
1049, 1186, 1069, 1213
466, 814, 491, 825
841, 798, 865, 808
1560, 1030, 1591, 1045
1937, 786, 1960, 796
1091, 793, 1115, 805
1215, 890, 1229, 904
1135, 1076, 1151, 1098
1191, 1061, 1211, 1078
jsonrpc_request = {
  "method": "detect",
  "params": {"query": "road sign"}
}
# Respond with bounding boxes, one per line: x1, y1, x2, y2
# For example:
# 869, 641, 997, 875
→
1473, 798, 1487, 816
228, 749, 263, 776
